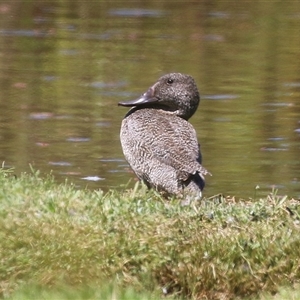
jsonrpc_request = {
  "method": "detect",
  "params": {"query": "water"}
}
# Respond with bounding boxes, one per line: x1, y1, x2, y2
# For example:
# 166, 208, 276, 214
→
0, 1, 299, 199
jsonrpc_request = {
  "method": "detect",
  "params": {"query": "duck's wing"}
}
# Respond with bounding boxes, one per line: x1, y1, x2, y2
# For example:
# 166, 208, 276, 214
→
149, 115, 210, 181
121, 110, 209, 182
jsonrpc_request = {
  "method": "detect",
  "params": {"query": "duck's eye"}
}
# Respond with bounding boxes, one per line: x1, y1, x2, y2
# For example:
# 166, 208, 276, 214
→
167, 78, 174, 84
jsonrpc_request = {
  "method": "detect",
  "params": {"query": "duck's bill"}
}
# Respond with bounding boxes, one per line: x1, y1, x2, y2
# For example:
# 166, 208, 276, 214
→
118, 86, 159, 107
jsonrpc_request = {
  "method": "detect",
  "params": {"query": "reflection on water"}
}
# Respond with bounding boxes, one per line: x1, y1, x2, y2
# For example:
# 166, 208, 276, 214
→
0, 0, 299, 198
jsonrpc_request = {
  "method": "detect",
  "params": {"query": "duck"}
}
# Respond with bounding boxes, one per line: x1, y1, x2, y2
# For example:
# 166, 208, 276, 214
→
118, 73, 210, 200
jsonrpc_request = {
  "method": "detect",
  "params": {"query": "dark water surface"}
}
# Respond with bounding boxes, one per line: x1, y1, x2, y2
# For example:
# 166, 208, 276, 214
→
0, 1, 300, 198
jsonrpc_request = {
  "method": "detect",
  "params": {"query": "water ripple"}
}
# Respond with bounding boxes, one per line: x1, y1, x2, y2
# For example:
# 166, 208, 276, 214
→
81, 176, 105, 181
29, 112, 54, 120
66, 137, 90, 142
260, 147, 288, 152
0, 29, 52, 37
109, 8, 165, 18
261, 102, 292, 107
203, 94, 239, 100
49, 161, 72, 166
283, 82, 300, 88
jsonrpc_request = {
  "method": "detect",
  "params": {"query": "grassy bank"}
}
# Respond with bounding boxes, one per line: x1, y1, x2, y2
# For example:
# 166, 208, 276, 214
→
0, 168, 300, 300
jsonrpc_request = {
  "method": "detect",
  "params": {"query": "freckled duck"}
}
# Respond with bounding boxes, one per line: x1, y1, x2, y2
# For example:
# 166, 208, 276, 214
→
118, 73, 211, 200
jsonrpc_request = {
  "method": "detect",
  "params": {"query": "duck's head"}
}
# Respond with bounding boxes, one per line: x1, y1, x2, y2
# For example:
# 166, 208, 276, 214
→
118, 73, 200, 120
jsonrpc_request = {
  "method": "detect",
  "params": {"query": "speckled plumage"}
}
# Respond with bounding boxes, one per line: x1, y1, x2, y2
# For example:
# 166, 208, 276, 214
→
119, 73, 210, 200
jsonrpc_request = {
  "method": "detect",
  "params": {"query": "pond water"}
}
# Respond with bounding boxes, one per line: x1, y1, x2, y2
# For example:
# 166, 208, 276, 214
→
0, 1, 300, 199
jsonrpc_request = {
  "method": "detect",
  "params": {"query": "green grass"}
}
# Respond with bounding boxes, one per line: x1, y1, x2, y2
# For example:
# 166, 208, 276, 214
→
0, 167, 300, 300
6, 284, 162, 300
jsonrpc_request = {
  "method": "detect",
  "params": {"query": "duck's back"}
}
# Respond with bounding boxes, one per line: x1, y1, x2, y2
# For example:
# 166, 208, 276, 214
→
120, 108, 206, 197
